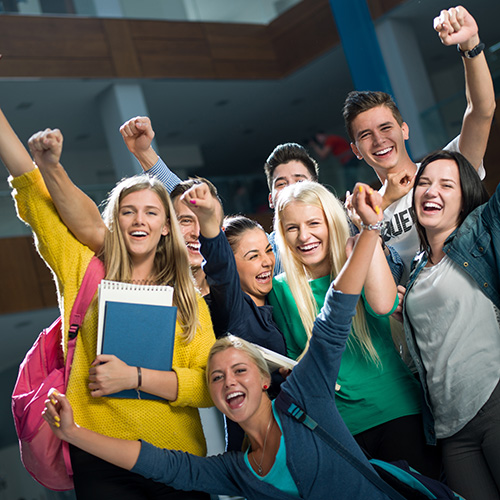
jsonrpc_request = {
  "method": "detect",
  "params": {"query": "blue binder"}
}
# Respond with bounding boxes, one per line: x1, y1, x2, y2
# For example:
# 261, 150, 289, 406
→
101, 301, 177, 399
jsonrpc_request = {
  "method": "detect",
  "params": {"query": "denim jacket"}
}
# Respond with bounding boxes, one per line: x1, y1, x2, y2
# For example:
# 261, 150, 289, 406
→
402, 182, 500, 444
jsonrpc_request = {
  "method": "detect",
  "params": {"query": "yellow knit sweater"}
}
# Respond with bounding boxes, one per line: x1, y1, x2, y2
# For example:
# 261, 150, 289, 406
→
11, 168, 215, 456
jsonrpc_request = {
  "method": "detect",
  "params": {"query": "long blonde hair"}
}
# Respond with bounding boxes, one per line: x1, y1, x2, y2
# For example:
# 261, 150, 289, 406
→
101, 175, 199, 343
274, 181, 379, 362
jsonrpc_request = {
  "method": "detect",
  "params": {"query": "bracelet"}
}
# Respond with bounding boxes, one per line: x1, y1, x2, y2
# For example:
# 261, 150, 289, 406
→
360, 220, 384, 231
457, 42, 485, 59
136, 366, 142, 389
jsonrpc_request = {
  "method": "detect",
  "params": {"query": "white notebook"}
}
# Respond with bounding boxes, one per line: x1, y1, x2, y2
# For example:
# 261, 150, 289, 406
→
251, 343, 297, 372
96, 280, 174, 355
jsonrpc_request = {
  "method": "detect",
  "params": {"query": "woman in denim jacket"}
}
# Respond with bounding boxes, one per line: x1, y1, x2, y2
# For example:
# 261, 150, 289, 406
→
402, 150, 500, 500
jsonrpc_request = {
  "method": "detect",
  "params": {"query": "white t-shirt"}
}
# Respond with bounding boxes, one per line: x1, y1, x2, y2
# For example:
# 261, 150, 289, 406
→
379, 136, 485, 284
406, 255, 500, 438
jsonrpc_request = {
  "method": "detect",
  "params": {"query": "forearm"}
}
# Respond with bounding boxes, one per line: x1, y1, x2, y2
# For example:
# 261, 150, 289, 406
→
140, 369, 178, 401
67, 425, 141, 470
38, 162, 106, 253
0, 108, 35, 177
459, 41, 496, 169
334, 229, 381, 295
133, 145, 160, 172
363, 240, 397, 314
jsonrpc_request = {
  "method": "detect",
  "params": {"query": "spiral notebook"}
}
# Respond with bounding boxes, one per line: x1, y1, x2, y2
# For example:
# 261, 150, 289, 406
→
96, 280, 176, 399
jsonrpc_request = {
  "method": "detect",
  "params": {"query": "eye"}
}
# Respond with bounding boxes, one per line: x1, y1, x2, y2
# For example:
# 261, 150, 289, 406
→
147, 211, 159, 216
121, 209, 133, 215
249, 254, 258, 260
285, 225, 298, 232
275, 181, 287, 189
266, 247, 274, 254
235, 368, 246, 374
211, 374, 223, 383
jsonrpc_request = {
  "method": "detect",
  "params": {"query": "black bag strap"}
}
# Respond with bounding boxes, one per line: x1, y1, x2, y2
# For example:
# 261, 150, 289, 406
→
275, 391, 406, 500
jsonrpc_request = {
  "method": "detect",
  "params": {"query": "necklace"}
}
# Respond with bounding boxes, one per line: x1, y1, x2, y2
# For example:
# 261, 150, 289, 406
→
251, 413, 274, 476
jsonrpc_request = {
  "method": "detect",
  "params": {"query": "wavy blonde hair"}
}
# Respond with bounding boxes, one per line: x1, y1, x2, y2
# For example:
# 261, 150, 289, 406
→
274, 181, 379, 362
100, 175, 199, 343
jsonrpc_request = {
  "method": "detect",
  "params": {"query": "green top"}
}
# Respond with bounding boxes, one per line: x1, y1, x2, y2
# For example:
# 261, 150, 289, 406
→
268, 274, 421, 435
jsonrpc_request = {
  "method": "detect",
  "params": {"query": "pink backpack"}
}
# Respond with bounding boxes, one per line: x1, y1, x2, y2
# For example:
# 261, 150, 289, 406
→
11, 257, 105, 491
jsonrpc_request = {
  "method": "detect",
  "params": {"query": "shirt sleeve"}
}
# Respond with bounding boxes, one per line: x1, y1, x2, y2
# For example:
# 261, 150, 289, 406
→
146, 156, 182, 193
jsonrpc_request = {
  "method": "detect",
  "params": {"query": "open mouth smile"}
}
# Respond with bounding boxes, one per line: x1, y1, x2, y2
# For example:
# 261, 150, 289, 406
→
226, 391, 245, 409
374, 147, 393, 157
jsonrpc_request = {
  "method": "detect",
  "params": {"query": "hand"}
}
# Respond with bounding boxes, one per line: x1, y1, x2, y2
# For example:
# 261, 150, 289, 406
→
434, 6, 479, 50
42, 388, 77, 441
351, 183, 383, 228
88, 355, 137, 397
119, 116, 155, 156
391, 285, 406, 323
344, 190, 362, 231
180, 182, 223, 238
382, 170, 415, 209
345, 234, 359, 259
28, 128, 63, 171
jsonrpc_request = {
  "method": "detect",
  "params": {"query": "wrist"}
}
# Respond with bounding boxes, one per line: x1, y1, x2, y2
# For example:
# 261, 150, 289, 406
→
135, 147, 159, 171
457, 35, 482, 55
360, 220, 384, 231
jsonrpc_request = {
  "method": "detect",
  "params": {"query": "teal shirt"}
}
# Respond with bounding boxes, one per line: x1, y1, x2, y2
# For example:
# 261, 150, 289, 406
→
244, 401, 300, 498
268, 274, 421, 435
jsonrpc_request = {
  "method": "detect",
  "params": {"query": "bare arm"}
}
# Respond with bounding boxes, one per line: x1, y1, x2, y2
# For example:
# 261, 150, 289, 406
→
120, 116, 159, 171
434, 6, 495, 170
43, 390, 141, 470
345, 186, 397, 313
334, 184, 384, 295
0, 107, 36, 177
27, 129, 106, 253
88, 355, 179, 400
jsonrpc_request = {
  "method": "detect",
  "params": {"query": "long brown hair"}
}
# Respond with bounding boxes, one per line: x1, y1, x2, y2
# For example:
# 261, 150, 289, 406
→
101, 175, 199, 342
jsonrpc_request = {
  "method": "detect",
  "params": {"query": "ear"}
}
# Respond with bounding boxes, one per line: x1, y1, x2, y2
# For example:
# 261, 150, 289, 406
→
350, 142, 362, 160
161, 218, 170, 236
402, 122, 409, 141
268, 192, 274, 210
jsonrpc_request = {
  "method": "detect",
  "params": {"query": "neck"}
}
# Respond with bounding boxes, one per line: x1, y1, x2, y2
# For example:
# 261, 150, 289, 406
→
242, 399, 274, 450
426, 228, 455, 266
131, 257, 155, 282
377, 156, 417, 184
192, 267, 210, 296
307, 260, 331, 281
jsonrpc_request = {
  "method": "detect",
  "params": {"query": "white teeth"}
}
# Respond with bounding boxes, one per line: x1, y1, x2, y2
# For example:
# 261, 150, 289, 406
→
424, 202, 442, 210
257, 271, 271, 280
227, 391, 244, 401
299, 243, 319, 252
186, 242, 201, 251
374, 147, 392, 156
131, 231, 147, 236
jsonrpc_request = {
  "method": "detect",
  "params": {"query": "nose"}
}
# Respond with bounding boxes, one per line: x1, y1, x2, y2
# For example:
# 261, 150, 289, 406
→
297, 227, 310, 243
372, 130, 384, 146
191, 218, 201, 238
262, 252, 274, 268
224, 372, 236, 388
133, 211, 145, 225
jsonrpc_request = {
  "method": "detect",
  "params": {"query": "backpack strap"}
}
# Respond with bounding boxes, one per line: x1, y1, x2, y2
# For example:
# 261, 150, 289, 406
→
275, 391, 406, 500
68, 256, 106, 340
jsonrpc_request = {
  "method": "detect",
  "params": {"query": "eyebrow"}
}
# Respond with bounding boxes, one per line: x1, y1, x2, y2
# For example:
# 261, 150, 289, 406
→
356, 121, 393, 139
120, 204, 161, 210
243, 248, 259, 258
210, 362, 248, 376
273, 173, 309, 185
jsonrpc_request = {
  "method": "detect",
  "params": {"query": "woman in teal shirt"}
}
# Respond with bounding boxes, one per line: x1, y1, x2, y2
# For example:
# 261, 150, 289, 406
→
268, 180, 441, 478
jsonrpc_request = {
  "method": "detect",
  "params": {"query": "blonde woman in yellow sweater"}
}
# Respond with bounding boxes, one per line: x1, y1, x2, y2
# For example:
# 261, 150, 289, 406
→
3, 117, 215, 499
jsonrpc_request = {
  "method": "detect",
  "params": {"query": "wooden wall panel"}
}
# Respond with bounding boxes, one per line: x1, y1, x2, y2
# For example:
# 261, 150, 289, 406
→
0, 236, 57, 314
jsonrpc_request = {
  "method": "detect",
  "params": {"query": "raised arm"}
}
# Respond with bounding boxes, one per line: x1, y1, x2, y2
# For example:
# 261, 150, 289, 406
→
179, 182, 223, 239
27, 129, 106, 253
434, 6, 495, 171
120, 116, 181, 192
0, 107, 35, 177
334, 184, 384, 295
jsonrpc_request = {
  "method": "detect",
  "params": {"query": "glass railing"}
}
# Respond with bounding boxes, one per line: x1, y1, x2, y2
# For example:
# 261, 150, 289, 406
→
0, 0, 302, 24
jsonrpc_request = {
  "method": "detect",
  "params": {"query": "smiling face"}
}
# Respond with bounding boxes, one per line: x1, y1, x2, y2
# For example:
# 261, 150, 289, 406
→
350, 105, 410, 179
208, 347, 269, 423
269, 160, 313, 208
117, 189, 169, 266
173, 197, 203, 270
281, 201, 330, 279
414, 159, 462, 240
232, 228, 275, 306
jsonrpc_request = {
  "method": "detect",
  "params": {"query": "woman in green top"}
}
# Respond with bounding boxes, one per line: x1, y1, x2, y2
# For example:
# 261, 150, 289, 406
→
267, 180, 441, 478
